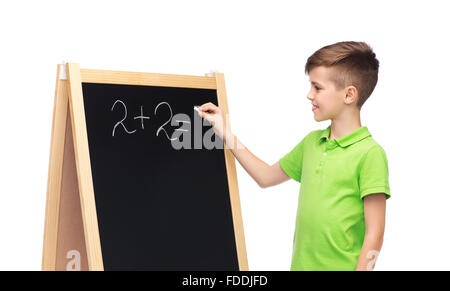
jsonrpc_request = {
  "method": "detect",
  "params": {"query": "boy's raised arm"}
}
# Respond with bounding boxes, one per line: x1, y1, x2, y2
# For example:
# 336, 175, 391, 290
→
197, 102, 290, 188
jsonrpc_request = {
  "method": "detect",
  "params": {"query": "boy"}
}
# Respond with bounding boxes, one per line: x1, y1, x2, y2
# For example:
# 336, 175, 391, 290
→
197, 41, 390, 271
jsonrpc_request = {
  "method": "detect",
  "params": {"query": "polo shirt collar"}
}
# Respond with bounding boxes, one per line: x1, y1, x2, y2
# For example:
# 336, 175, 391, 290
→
319, 125, 371, 147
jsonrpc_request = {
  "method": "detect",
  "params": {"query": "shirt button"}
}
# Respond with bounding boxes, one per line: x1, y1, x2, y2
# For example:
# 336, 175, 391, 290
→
323, 152, 327, 156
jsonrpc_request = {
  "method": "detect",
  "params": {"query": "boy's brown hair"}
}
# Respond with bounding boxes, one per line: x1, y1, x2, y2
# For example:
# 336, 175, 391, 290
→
305, 41, 379, 108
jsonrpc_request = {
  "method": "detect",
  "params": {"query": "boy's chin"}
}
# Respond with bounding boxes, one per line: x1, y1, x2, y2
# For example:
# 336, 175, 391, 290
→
313, 115, 328, 122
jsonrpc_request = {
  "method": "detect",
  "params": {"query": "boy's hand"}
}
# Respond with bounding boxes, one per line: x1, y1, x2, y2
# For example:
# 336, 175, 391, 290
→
197, 102, 291, 188
197, 102, 231, 143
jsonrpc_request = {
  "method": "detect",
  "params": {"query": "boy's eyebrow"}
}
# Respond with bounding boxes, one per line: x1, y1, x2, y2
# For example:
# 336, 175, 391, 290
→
310, 80, 324, 86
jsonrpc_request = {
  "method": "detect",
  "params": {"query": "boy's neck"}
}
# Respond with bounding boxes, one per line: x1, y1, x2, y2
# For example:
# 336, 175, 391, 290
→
329, 112, 362, 140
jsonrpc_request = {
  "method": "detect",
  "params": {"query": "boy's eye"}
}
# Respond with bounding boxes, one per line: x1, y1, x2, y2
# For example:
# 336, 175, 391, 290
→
315, 86, 320, 90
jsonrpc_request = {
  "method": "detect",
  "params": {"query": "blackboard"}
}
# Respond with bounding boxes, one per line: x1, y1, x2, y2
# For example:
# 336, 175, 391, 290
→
81, 82, 239, 271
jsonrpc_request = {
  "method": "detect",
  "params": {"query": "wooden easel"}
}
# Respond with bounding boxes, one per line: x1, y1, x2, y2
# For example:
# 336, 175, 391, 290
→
42, 63, 248, 271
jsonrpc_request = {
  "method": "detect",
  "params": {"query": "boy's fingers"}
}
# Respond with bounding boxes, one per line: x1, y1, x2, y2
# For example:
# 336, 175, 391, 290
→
197, 111, 209, 119
202, 113, 215, 125
200, 103, 218, 113
195, 108, 205, 118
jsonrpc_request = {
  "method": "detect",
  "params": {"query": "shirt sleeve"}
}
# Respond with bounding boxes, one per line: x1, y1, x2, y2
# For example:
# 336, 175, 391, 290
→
279, 135, 308, 183
359, 145, 391, 199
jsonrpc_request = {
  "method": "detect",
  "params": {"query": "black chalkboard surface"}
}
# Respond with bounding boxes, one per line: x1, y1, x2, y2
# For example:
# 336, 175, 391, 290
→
81, 82, 239, 271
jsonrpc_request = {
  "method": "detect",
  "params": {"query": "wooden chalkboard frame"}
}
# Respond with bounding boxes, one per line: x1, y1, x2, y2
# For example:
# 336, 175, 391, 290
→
42, 63, 248, 271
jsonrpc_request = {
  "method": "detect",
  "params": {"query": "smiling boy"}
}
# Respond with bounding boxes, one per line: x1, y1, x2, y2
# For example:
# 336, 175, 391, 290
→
197, 41, 390, 271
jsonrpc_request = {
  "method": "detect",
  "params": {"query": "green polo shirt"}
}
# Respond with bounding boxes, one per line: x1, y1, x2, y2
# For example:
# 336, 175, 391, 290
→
279, 125, 390, 271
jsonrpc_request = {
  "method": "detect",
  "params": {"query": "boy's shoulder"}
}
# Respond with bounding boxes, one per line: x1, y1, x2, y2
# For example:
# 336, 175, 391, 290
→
303, 125, 387, 156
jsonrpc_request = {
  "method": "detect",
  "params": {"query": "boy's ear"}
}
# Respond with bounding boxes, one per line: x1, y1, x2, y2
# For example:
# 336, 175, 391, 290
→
344, 85, 358, 105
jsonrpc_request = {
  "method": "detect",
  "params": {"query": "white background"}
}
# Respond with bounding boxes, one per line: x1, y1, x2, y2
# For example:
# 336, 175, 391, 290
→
1, 0, 449, 271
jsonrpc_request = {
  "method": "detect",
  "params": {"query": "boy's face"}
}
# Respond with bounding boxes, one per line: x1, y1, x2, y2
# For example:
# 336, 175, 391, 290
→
307, 66, 356, 122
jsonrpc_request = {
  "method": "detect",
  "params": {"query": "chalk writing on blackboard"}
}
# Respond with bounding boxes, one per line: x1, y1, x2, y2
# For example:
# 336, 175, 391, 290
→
111, 99, 137, 136
110, 99, 225, 150
133, 105, 150, 130
154, 101, 177, 141
111, 99, 179, 140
